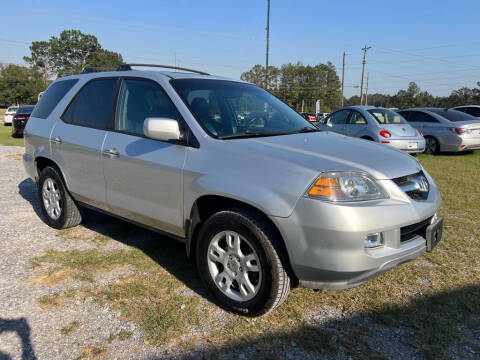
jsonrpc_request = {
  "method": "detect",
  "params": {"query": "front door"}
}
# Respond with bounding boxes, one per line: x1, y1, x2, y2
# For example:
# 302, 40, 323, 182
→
103, 78, 187, 236
325, 109, 351, 135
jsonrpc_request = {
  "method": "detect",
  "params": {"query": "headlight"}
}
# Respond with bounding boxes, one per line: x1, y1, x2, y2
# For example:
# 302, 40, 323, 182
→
306, 171, 389, 202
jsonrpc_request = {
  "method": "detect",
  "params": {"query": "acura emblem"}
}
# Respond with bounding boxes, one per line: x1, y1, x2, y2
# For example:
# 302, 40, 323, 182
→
417, 175, 429, 192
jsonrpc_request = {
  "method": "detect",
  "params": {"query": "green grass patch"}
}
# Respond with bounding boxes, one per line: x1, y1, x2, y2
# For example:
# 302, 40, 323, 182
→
0, 121, 24, 146
0, 108, 23, 146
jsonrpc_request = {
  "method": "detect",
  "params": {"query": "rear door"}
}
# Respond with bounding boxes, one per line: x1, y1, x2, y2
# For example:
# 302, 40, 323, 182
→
102, 78, 187, 236
325, 109, 350, 135
50, 78, 119, 208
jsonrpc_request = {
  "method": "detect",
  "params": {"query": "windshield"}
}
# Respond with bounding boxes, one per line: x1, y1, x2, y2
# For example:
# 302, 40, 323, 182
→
367, 108, 407, 124
7, 107, 18, 112
170, 79, 317, 138
428, 108, 477, 122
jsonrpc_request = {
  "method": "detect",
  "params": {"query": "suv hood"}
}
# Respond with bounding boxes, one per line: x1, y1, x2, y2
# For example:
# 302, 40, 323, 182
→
235, 131, 422, 180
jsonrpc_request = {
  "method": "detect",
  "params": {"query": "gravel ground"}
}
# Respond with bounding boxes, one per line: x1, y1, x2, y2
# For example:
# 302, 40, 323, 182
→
0, 145, 165, 360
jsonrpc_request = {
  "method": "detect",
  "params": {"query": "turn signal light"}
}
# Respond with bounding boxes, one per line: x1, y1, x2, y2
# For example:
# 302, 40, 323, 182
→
308, 177, 342, 198
418, 129, 423, 137
379, 130, 391, 138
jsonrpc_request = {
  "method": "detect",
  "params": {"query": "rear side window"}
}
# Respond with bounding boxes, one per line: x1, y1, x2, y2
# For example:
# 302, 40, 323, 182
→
459, 107, 480, 117
349, 111, 367, 124
62, 78, 117, 129
31, 79, 78, 119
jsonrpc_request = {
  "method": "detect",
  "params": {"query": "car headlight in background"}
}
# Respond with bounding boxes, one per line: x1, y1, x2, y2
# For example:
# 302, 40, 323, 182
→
306, 171, 389, 202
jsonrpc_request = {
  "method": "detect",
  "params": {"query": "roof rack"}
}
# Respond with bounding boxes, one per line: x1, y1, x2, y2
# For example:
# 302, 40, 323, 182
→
116, 63, 210, 75
81, 66, 117, 74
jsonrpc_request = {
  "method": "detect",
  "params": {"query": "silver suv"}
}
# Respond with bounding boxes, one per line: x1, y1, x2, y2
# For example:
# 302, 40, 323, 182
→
23, 64, 443, 316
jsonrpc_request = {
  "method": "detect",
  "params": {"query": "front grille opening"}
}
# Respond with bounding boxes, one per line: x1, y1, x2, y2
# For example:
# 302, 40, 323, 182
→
393, 171, 430, 201
400, 217, 432, 242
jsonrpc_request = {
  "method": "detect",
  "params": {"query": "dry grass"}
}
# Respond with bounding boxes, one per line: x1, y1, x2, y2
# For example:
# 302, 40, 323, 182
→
5, 152, 23, 160
37, 293, 66, 310
76, 344, 107, 360
60, 321, 80, 336
30, 151, 480, 358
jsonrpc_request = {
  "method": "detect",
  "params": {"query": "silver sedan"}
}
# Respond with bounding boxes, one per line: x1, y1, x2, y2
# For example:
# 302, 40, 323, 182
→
321, 106, 426, 154
398, 108, 480, 154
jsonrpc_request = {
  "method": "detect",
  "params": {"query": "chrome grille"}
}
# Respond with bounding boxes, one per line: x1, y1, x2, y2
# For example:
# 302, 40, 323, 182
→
393, 171, 430, 201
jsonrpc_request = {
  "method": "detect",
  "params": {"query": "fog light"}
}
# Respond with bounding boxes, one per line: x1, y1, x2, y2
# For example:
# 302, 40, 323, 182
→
364, 233, 384, 248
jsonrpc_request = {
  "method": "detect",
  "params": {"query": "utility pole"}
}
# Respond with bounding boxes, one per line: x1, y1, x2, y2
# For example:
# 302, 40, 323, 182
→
301, 99, 304, 113
174, 52, 177, 70
265, 0, 270, 89
341, 51, 346, 107
360, 44, 371, 105
365, 72, 370, 105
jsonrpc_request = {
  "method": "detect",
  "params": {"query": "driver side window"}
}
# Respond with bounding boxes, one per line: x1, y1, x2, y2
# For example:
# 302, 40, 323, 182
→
116, 79, 179, 136
327, 110, 350, 125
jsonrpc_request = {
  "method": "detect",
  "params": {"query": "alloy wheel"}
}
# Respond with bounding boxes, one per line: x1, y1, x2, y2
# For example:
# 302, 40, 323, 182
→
425, 137, 438, 154
207, 230, 262, 302
42, 177, 62, 220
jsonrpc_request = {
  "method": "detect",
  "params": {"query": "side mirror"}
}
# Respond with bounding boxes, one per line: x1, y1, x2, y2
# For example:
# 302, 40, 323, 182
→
143, 118, 181, 142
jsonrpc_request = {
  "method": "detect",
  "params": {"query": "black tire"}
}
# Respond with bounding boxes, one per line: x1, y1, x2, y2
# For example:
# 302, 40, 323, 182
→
361, 136, 374, 141
196, 208, 291, 316
37, 166, 82, 229
425, 136, 439, 155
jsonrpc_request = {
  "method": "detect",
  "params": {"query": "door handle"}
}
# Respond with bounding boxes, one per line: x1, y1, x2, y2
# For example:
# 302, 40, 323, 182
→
50, 136, 62, 144
103, 148, 119, 157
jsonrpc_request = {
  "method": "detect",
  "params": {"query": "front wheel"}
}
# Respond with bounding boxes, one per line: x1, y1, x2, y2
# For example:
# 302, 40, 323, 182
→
196, 208, 291, 316
37, 166, 82, 229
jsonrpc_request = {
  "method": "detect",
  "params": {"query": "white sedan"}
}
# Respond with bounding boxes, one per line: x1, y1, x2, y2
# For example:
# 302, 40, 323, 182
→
3, 106, 18, 125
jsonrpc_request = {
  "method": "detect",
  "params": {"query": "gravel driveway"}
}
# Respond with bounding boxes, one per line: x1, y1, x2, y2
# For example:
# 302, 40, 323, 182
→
0, 146, 169, 359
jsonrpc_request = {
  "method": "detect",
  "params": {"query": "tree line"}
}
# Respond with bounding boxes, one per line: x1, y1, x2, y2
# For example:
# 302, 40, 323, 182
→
241, 62, 341, 113
346, 81, 480, 109
0, 29, 123, 105
242, 64, 480, 113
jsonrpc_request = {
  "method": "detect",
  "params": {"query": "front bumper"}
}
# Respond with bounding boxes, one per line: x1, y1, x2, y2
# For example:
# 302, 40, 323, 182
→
271, 173, 442, 290
382, 138, 426, 154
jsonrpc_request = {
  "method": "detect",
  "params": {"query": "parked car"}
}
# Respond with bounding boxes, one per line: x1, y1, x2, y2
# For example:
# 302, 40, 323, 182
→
301, 112, 317, 122
398, 108, 480, 154
3, 106, 18, 125
23, 65, 443, 316
451, 105, 480, 118
315, 112, 329, 122
323, 106, 425, 154
12, 105, 35, 137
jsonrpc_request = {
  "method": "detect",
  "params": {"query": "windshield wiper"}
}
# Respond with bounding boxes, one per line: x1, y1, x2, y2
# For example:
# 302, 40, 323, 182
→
219, 131, 269, 139
297, 126, 320, 133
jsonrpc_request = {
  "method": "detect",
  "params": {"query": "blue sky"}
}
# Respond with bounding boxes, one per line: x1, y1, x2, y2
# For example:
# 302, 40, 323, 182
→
1, 0, 480, 97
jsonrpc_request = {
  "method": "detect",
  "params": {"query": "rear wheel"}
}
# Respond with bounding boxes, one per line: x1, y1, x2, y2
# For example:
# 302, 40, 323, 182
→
425, 136, 439, 154
38, 166, 82, 229
196, 208, 291, 316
